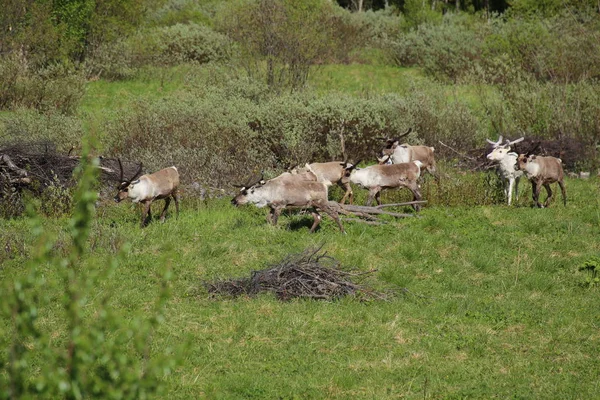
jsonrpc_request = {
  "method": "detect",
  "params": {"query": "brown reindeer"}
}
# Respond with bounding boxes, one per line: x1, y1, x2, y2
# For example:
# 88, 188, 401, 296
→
231, 169, 345, 233
114, 160, 180, 227
516, 154, 566, 208
342, 160, 423, 210
379, 130, 437, 178
291, 161, 357, 204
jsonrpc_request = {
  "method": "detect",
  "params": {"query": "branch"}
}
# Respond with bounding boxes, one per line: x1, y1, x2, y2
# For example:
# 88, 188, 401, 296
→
438, 140, 477, 161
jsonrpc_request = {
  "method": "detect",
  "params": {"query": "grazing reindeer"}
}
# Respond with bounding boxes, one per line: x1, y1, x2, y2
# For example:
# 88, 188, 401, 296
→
378, 129, 437, 178
114, 160, 180, 227
516, 154, 566, 208
231, 169, 345, 233
342, 160, 423, 210
486, 135, 524, 206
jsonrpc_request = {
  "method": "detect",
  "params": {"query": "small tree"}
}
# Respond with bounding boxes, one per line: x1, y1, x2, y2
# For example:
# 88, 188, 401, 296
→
219, 0, 339, 91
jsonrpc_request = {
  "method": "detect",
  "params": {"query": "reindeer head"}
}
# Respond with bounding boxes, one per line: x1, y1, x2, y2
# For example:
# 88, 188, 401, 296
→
114, 159, 143, 203
340, 160, 362, 184
486, 136, 524, 161
231, 172, 265, 206
516, 141, 542, 172
379, 128, 412, 158
377, 154, 392, 165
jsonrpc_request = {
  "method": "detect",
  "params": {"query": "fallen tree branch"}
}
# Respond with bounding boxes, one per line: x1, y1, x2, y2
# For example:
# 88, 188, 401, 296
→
438, 140, 478, 161
340, 218, 387, 226
375, 201, 427, 209
337, 203, 416, 218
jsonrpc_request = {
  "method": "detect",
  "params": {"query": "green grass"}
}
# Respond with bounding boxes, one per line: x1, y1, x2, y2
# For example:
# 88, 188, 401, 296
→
2, 177, 600, 398
79, 66, 191, 119
308, 64, 427, 95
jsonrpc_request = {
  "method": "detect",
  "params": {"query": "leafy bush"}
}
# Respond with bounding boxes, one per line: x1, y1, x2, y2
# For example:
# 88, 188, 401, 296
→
217, 0, 341, 90
86, 23, 231, 80
148, 0, 213, 26
0, 110, 85, 152
386, 11, 600, 84
0, 54, 86, 114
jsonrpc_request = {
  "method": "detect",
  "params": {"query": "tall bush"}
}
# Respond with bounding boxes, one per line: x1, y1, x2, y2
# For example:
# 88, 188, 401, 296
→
217, 0, 340, 90
0, 55, 85, 114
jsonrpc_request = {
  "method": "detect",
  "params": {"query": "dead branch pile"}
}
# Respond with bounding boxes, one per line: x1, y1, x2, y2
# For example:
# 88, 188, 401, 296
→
0, 142, 141, 188
205, 246, 390, 301
0, 141, 143, 216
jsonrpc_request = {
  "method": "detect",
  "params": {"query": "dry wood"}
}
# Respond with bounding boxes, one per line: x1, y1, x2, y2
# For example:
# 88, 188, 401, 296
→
205, 246, 392, 301
334, 203, 417, 218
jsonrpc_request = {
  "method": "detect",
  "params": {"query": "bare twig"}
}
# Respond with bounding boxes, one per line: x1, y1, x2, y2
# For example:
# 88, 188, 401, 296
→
438, 140, 477, 161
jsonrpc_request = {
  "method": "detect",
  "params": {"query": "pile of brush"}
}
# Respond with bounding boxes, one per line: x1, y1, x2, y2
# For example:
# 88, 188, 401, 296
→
0, 141, 142, 216
205, 246, 390, 301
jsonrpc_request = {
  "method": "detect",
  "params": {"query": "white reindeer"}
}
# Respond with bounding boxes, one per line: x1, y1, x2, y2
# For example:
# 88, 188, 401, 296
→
486, 136, 524, 206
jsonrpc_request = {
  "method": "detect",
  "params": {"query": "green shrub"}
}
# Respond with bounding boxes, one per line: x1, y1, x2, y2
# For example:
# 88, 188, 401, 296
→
216, 0, 341, 90
0, 110, 85, 152
148, 0, 213, 26
86, 23, 231, 80
142, 23, 232, 66
0, 55, 86, 114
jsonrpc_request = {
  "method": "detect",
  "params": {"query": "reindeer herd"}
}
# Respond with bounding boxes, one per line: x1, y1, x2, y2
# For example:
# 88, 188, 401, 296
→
114, 132, 568, 231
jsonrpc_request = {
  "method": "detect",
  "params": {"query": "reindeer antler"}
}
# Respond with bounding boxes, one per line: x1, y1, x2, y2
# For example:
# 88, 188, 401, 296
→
525, 141, 541, 156
117, 158, 124, 183
129, 162, 143, 183
486, 135, 504, 147
507, 137, 524, 146
398, 127, 412, 139
235, 171, 264, 189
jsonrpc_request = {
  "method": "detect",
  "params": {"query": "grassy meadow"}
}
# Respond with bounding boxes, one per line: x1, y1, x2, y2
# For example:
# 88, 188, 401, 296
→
2, 63, 600, 398
2, 164, 600, 398
2, 1, 600, 397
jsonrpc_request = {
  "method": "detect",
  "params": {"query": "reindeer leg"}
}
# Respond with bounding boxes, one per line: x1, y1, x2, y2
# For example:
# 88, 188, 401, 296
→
316, 200, 345, 234
514, 176, 520, 202
160, 197, 171, 222
407, 183, 422, 212
339, 182, 353, 205
309, 209, 322, 233
507, 178, 514, 206
428, 164, 440, 183
271, 207, 283, 226
558, 179, 567, 206
543, 183, 553, 208
375, 190, 383, 206
141, 200, 152, 227
366, 188, 378, 207
172, 190, 180, 218
533, 180, 543, 208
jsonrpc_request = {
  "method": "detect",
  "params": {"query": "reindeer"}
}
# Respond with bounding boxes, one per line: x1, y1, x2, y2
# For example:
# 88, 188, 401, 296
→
378, 128, 437, 178
486, 135, 525, 206
231, 169, 345, 233
291, 161, 356, 204
516, 153, 566, 208
342, 160, 423, 210
114, 160, 180, 227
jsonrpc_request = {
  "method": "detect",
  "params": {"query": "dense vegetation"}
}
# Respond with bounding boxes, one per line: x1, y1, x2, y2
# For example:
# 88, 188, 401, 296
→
1, 0, 600, 398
